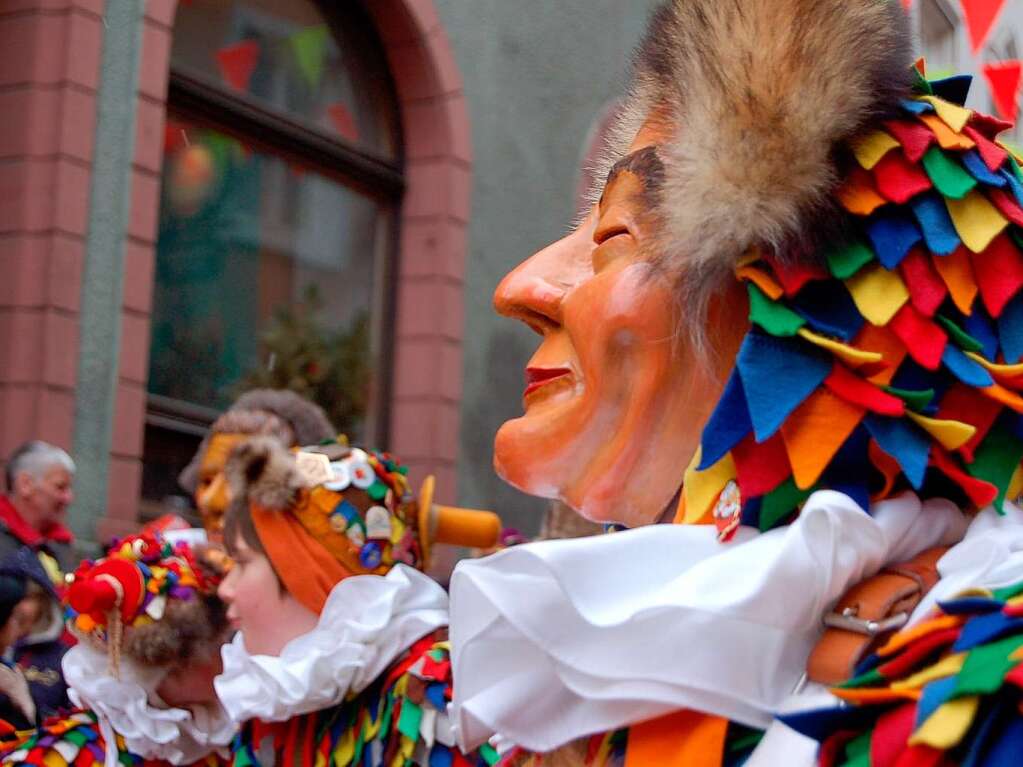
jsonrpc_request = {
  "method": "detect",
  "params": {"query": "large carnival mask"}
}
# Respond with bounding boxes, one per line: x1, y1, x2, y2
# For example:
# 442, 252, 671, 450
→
493, 119, 749, 528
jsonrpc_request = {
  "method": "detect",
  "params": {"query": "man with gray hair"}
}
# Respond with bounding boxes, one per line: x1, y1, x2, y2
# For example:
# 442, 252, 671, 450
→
0, 441, 76, 574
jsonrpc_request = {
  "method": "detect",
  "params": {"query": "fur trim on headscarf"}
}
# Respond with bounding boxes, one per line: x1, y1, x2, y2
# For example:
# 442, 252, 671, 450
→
224, 437, 308, 514
179, 390, 335, 493
621, 0, 913, 290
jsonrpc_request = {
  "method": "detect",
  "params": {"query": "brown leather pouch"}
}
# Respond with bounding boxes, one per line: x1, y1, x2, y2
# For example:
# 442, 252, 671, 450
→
807, 546, 949, 686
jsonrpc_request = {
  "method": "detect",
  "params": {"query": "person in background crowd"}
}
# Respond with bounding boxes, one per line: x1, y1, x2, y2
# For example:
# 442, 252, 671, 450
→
215, 436, 501, 766
178, 389, 335, 541
0, 571, 36, 729
0, 532, 235, 767
1, 547, 70, 720
0, 442, 76, 575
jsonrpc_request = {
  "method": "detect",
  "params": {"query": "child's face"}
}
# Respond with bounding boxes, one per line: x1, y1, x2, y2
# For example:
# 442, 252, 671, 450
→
0, 598, 38, 650
217, 534, 319, 657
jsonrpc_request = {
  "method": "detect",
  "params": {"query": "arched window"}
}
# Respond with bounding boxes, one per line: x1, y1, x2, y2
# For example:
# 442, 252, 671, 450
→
142, 0, 402, 511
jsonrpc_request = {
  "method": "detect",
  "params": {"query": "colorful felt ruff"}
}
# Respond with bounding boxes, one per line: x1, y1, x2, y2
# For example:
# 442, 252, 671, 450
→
684, 65, 1023, 539
782, 577, 1023, 767
230, 632, 493, 767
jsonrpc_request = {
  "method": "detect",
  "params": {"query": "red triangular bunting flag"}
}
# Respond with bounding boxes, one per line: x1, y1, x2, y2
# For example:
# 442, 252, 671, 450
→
961, 0, 1008, 55
982, 61, 1022, 123
216, 40, 260, 93
327, 103, 359, 143
901, 0, 913, 10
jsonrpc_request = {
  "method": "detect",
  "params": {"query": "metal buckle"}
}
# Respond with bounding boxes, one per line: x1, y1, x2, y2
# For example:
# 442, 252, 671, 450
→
823, 606, 909, 636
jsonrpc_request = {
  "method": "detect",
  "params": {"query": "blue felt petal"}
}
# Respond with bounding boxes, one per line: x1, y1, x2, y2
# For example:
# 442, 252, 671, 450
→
429, 745, 453, 767
778, 706, 880, 744
952, 611, 1023, 652
910, 193, 961, 256
937, 596, 1002, 616
929, 75, 973, 106
943, 344, 995, 388
867, 212, 923, 268
963, 150, 1008, 187
979, 714, 1023, 767
736, 332, 832, 443
791, 282, 864, 341
914, 675, 958, 731
901, 99, 934, 115
1002, 168, 1023, 207
864, 414, 930, 489
965, 307, 1000, 359
997, 292, 1023, 364
740, 496, 762, 529
697, 369, 753, 469
821, 426, 871, 511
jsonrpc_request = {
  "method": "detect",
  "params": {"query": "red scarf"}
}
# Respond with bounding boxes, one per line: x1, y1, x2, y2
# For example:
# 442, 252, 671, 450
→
0, 496, 73, 547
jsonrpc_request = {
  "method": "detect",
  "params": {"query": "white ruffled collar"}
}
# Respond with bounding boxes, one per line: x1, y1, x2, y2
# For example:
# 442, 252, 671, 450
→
214, 563, 449, 724
448, 490, 974, 753
62, 643, 236, 767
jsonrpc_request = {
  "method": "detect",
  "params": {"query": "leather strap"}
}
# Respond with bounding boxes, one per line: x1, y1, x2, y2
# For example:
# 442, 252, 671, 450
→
807, 546, 948, 686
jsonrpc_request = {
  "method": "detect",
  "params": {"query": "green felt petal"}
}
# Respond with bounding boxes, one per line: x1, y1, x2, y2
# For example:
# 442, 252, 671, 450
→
827, 240, 876, 280
936, 315, 985, 352
747, 283, 805, 337
921, 147, 977, 200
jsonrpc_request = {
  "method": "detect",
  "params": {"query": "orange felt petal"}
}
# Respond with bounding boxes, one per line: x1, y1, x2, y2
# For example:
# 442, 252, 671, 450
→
624, 711, 728, 767
781, 388, 865, 490
931, 247, 978, 315
855, 324, 908, 386
869, 439, 903, 501
876, 614, 966, 656
981, 383, 1023, 413
830, 687, 923, 705
919, 114, 977, 151
735, 264, 784, 300
837, 166, 888, 215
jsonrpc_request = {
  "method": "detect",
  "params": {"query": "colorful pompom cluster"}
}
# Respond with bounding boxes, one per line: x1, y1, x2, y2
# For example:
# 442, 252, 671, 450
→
783, 578, 1023, 766
684, 62, 1023, 539
231, 631, 497, 767
0, 710, 222, 767
294, 445, 426, 574
65, 532, 220, 639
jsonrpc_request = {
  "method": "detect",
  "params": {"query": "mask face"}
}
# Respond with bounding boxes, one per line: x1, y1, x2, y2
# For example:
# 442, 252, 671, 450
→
195, 433, 248, 541
493, 117, 749, 527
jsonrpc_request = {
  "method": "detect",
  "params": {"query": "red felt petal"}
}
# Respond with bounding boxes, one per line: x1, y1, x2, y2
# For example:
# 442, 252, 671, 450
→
963, 125, 1010, 171
871, 703, 917, 767
872, 150, 934, 204
732, 431, 792, 497
825, 362, 906, 416
884, 119, 936, 164
888, 303, 948, 371
971, 233, 1023, 318
988, 186, 1023, 227
764, 255, 829, 297
930, 445, 999, 508
899, 247, 947, 317
968, 110, 1015, 138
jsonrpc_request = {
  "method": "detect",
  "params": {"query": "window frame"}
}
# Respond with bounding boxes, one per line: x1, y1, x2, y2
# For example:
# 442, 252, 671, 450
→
145, 0, 402, 467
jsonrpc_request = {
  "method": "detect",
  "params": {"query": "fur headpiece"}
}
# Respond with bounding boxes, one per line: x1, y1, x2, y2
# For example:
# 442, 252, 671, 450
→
603, 0, 913, 294
178, 389, 335, 494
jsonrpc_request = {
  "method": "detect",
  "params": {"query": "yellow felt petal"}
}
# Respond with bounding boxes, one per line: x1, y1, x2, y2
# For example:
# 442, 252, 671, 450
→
920, 96, 973, 133
906, 411, 977, 451
735, 265, 784, 300
920, 114, 976, 151
42, 751, 67, 767
851, 130, 900, 170
946, 190, 1009, 253
846, 264, 910, 326
909, 695, 979, 750
966, 352, 1023, 376
892, 652, 965, 691
679, 449, 736, 525
798, 328, 884, 369
332, 728, 355, 765
1008, 463, 1023, 502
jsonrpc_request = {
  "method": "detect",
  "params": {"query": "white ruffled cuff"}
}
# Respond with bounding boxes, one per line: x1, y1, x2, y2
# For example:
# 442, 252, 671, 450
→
62, 644, 236, 767
215, 564, 449, 723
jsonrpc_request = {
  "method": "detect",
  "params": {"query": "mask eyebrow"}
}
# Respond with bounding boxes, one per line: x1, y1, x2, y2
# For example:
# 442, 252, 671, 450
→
600, 145, 666, 205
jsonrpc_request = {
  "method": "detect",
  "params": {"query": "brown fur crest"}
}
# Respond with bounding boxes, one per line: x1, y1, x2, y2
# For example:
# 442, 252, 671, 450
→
224, 436, 308, 512
618, 0, 913, 292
